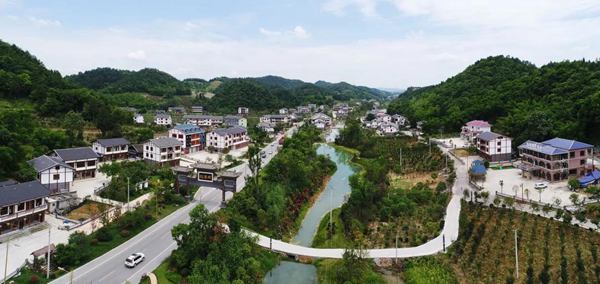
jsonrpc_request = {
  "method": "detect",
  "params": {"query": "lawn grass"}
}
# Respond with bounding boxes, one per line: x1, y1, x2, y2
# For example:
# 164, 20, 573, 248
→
9, 267, 51, 284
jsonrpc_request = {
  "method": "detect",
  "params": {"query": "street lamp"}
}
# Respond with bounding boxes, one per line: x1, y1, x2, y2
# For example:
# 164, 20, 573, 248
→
57, 267, 74, 284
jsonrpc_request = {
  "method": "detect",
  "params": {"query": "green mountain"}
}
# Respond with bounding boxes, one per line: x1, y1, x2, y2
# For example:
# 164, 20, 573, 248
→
0, 40, 132, 181
388, 55, 600, 145
67, 67, 190, 96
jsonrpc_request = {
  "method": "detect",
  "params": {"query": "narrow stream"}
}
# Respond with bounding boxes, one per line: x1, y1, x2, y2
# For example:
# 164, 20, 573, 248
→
264, 138, 356, 284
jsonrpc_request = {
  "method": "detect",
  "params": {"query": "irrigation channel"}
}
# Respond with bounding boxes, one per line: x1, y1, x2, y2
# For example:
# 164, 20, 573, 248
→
264, 129, 356, 284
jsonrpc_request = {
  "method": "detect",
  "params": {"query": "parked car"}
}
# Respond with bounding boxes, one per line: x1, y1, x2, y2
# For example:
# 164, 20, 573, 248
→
260, 151, 267, 158
124, 253, 145, 268
534, 182, 548, 189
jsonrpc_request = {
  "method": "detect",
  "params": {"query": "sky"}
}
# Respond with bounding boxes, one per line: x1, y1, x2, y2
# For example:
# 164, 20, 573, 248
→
1, 0, 600, 88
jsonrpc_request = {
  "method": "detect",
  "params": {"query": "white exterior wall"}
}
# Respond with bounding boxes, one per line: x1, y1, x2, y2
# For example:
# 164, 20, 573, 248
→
38, 166, 74, 186
92, 142, 128, 156
155, 116, 172, 125
485, 137, 512, 155
134, 115, 144, 124
143, 141, 182, 163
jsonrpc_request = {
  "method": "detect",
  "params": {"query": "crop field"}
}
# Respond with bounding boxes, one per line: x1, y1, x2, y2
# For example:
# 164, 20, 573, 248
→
450, 202, 600, 283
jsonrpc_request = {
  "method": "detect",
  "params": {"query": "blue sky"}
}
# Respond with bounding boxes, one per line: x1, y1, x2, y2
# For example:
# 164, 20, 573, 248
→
2, 0, 600, 88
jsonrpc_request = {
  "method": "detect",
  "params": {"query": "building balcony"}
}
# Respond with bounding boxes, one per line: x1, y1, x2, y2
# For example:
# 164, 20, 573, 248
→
0, 204, 47, 223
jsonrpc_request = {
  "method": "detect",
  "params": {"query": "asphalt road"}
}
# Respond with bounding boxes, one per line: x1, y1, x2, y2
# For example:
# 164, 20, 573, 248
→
49, 130, 290, 284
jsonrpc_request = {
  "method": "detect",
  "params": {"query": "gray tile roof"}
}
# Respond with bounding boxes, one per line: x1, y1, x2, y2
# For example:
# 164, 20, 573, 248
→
0, 180, 17, 187
519, 140, 568, 155
173, 124, 204, 134
95, 138, 130, 148
54, 147, 100, 161
149, 137, 182, 148
212, 126, 247, 136
155, 113, 171, 119
476, 131, 505, 141
0, 181, 50, 207
184, 115, 223, 120
28, 155, 73, 172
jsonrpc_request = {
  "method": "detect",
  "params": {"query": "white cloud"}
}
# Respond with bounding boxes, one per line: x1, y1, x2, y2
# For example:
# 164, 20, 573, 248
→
322, 0, 379, 17
126, 50, 147, 60
259, 25, 310, 39
27, 16, 61, 27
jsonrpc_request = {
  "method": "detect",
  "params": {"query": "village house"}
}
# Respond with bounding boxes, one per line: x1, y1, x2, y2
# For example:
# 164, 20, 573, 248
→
154, 113, 172, 126
238, 107, 249, 115
223, 115, 248, 128
0, 181, 49, 236
257, 122, 276, 133
377, 122, 399, 136
260, 114, 289, 124
296, 106, 311, 115
191, 106, 203, 113
184, 115, 224, 127
168, 124, 205, 154
27, 155, 75, 194
391, 114, 408, 127
143, 137, 183, 166
474, 132, 512, 162
52, 147, 100, 179
279, 108, 288, 115
518, 138, 594, 182
461, 120, 491, 143
206, 127, 249, 151
92, 138, 130, 161
311, 113, 332, 129
133, 113, 144, 124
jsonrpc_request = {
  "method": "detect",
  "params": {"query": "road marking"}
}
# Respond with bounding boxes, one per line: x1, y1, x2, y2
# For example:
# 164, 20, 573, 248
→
98, 270, 116, 283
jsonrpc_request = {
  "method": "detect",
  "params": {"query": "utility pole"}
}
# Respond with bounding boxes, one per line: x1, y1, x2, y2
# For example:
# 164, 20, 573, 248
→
514, 229, 519, 280
47, 225, 51, 279
127, 177, 130, 212
4, 238, 9, 283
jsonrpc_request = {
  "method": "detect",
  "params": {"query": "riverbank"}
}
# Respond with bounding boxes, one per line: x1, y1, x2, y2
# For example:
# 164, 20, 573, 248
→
285, 175, 333, 242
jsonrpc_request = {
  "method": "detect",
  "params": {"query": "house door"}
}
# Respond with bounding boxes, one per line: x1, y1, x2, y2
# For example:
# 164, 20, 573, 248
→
18, 219, 24, 229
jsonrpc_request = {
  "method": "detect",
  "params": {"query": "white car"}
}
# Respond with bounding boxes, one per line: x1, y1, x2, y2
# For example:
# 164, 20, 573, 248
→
534, 182, 548, 189
124, 253, 145, 268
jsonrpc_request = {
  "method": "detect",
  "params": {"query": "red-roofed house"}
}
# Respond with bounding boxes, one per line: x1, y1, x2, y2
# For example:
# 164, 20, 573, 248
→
461, 120, 491, 143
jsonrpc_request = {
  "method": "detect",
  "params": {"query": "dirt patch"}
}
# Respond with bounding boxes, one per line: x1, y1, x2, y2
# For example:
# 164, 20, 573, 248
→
451, 148, 470, 157
388, 171, 442, 189
66, 200, 111, 221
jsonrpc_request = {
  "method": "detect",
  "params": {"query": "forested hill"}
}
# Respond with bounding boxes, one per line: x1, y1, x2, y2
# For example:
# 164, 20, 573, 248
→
67, 67, 191, 96
388, 55, 600, 145
0, 40, 132, 181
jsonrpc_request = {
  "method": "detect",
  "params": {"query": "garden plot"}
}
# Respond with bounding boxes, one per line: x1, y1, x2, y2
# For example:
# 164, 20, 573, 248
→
66, 200, 112, 222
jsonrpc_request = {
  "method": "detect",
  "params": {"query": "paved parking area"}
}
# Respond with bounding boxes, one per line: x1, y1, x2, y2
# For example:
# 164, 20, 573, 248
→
184, 147, 249, 167
71, 171, 110, 199
436, 137, 470, 149
481, 166, 587, 206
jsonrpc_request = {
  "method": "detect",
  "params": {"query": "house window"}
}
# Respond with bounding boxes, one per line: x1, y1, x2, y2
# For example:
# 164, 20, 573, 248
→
87, 160, 96, 167
497, 141, 501, 146
17, 202, 25, 211
581, 159, 585, 165
77, 161, 86, 167
53, 174, 60, 180
497, 148, 501, 153
55, 165, 60, 171
0, 206, 8, 216
581, 150, 585, 156
35, 198, 42, 206
145, 145, 149, 150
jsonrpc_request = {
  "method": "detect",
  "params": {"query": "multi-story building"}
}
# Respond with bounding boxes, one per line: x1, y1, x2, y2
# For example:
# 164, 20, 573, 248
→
238, 107, 249, 115
279, 108, 288, 115
260, 114, 289, 124
143, 137, 183, 166
27, 155, 75, 194
391, 114, 408, 127
168, 124, 205, 154
475, 132, 512, 162
257, 122, 276, 133
168, 106, 186, 114
0, 181, 49, 235
461, 120, 491, 143
154, 113, 172, 126
518, 137, 594, 182
223, 115, 248, 128
376, 122, 399, 136
206, 127, 249, 151
311, 113, 332, 129
92, 138, 130, 161
184, 115, 224, 127
296, 106, 311, 115
52, 147, 100, 179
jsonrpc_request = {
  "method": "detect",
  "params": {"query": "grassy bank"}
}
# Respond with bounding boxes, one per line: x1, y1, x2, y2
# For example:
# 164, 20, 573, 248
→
312, 208, 351, 248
